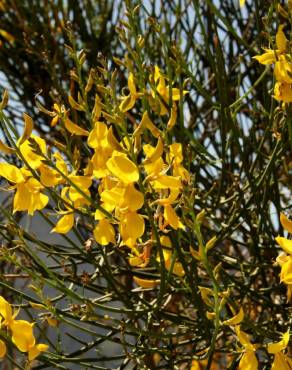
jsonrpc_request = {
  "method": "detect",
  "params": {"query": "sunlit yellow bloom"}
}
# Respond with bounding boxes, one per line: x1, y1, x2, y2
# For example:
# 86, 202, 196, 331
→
11, 320, 48, 361
167, 104, 177, 130
119, 72, 138, 112
51, 213, 74, 234
0, 162, 25, 183
89, 123, 115, 179
279, 256, 292, 284
91, 148, 112, 178
280, 213, 292, 234
64, 118, 89, 136
68, 175, 92, 207
268, 331, 291, 370
223, 307, 244, 326
152, 66, 188, 115
276, 236, 292, 255
163, 248, 185, 277
87, 122, 108, 148
274, 55, 292, 84
268, 330, 290, 354
143, 136, 164, 164
0, 296, 18, 328
93, 219, 115, 245
39, 164, 64, 187
18, 134, 47, 170
13, 178, 49, 215
271, 352, 292, 370
276, 254, 292, 301
168, 143, 190, 182
238, 350, 258, 370
253, 49, 278, 65
235, 326, 258, 370
253, 25, 291, 104
152, 175, 182, 190
253, 25, 287, 66
163, 204, 184, 230
0, 163, 48, 215
49, 103, 66, 127
133, 111, 161, 139
273, 82, 292, 103
119, 211, 145, 248
276, 25, 288, 52
133, 276, 160, 289
106, 152, 139, 184
0, 340, 6, 358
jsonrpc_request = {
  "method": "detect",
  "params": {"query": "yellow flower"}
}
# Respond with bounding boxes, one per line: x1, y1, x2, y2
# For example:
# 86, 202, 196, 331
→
253, 25, 287, 66
13, 178, 49, 215
268, 330, 290, 354
106, 152, 139, 184
253, 25, 292, 104
276, 236, 292, 255
0, 295, 18, 328
280, 213, 292, 234
273, 82, 292, 103
133, 276, 160, 289
11, 320, 48, 361
168, 143, 190, 182
119, 211, 145, 248
157, 236, 185, 276
240, 0, 246, 6
276, 254, 292, 301
0, 163, 48, 215
235, 326, 258, 370
88, 124, 114, 179
0, 340, 6, 358
67, 175, 92, 207
51, 213, 74, 234
64, 118, 89, 136
274, 55, 292, 84
93, 219, 115, 245
163, 204, 184, 230
279, 256, 292, 285
223, 307, 244, 326
238, 349, 258, 370
119, 72, 139, 112
18, 134, 47, 170
271, 352, 292, 370
133, 111, 161, 139
152, 66, 187, 115
268, 330, 291, 370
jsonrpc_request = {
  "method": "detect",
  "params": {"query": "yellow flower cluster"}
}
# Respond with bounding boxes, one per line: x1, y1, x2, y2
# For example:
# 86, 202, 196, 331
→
0, 66, 189, 287
0, 296, 48, 361
275, 213, 292, 301
208, 305, 291, 369
253, 25, 292, 102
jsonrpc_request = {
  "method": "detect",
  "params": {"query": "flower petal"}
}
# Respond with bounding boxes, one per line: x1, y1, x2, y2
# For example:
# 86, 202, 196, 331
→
280, 213, 292, 234
0, 163, 25, 183
51, 213, 74, 234
106, 154, 139, 184
276, 236, 292, 255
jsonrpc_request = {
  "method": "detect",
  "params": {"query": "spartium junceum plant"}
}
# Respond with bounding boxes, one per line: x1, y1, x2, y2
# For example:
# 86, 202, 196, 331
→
0, 0, 291, 369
